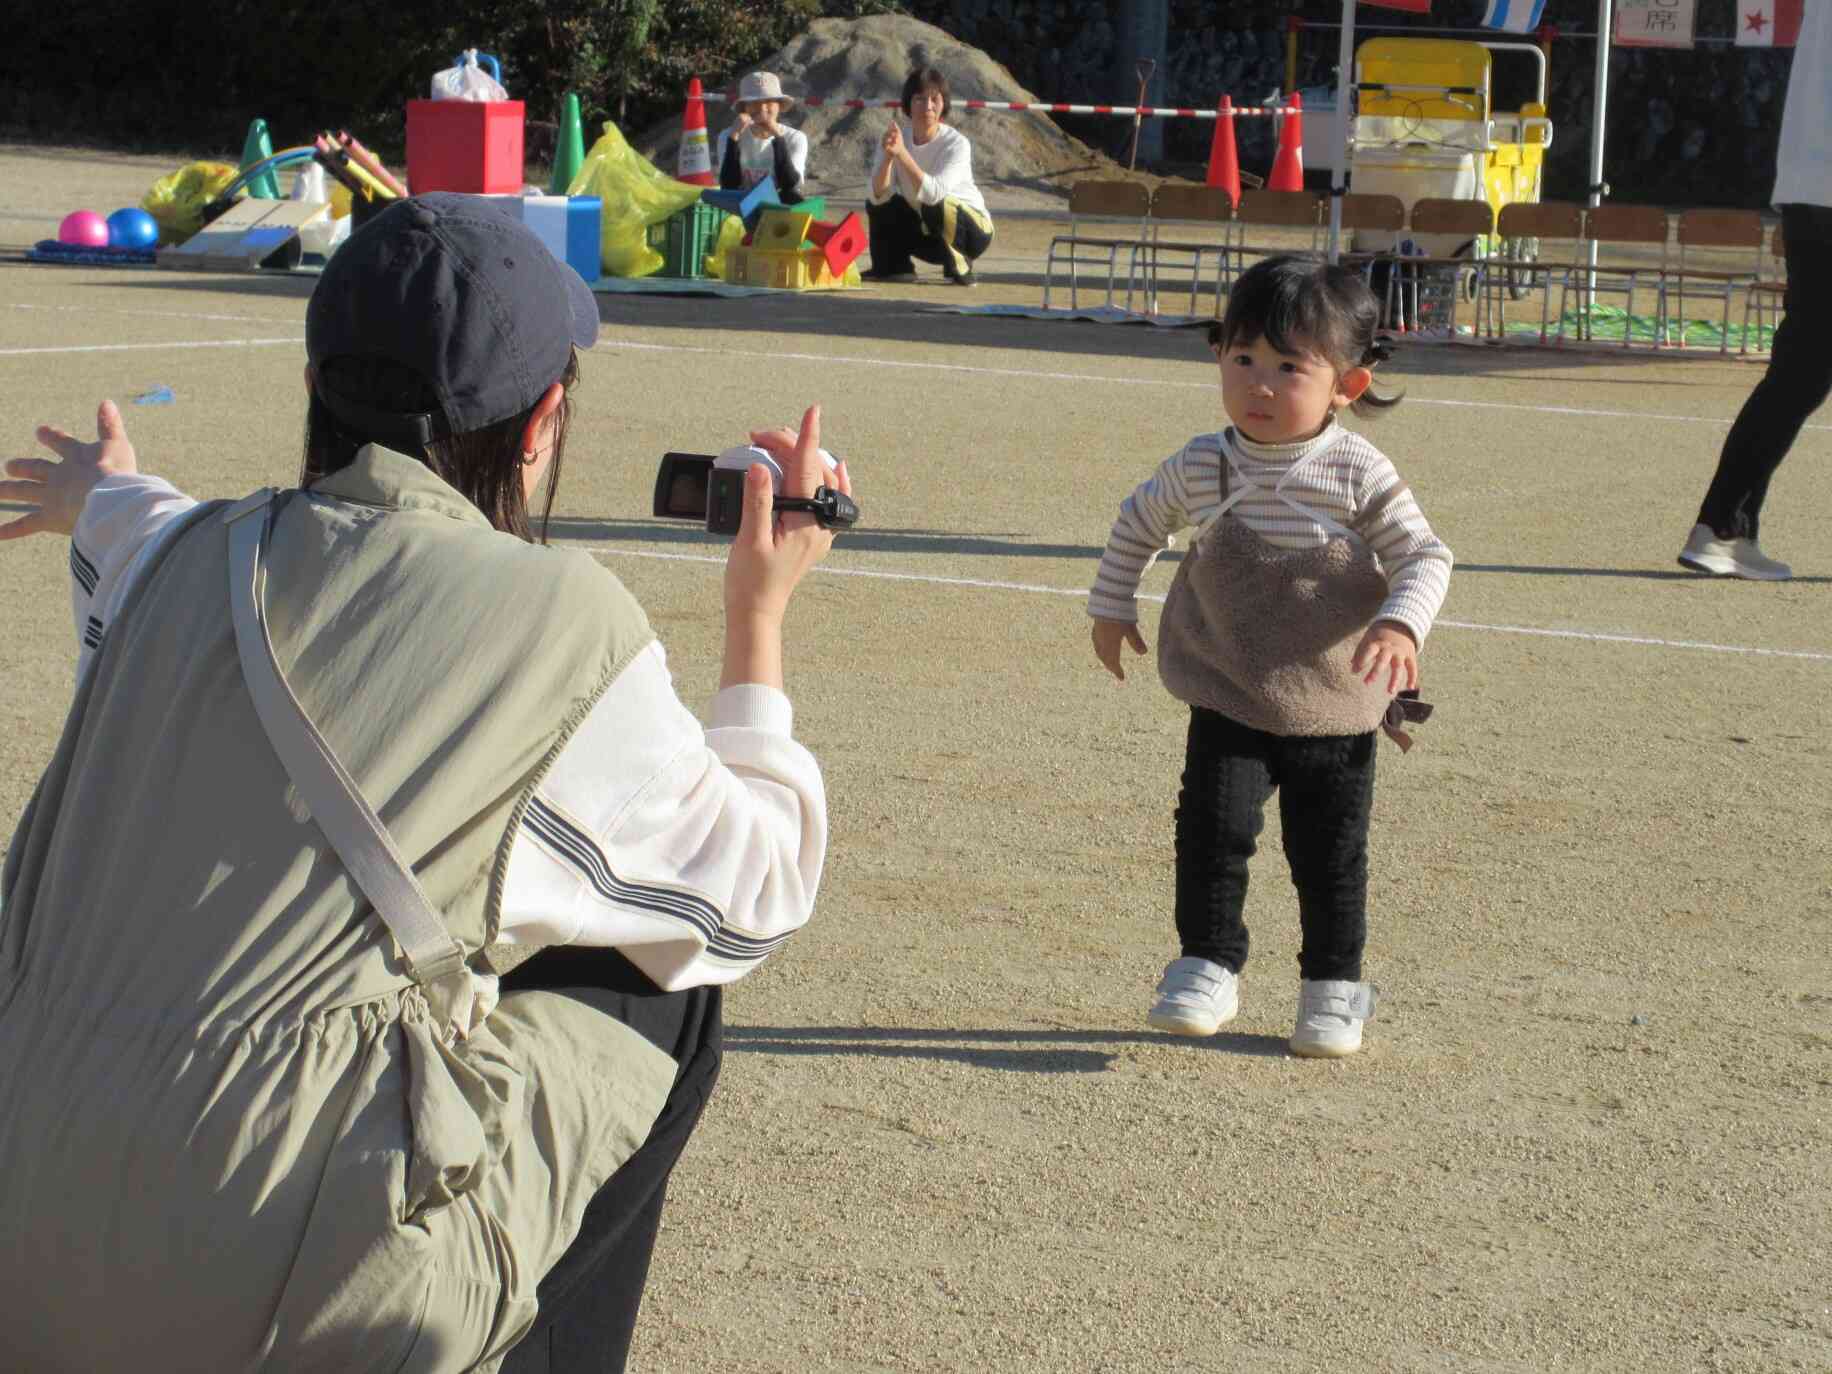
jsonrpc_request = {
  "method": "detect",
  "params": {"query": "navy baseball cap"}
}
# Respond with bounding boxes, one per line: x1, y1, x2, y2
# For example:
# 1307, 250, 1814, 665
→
305, 193, 599, 445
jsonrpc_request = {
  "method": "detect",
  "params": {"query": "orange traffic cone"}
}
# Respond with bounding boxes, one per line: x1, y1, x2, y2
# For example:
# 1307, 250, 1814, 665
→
1205, 95, 1241, 206
677, 77, 715, 187
1267, 91, 1304, 193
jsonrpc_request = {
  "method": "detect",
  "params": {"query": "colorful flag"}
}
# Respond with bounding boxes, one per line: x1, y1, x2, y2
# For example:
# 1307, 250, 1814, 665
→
1617, 0, 1697, 48
1480, 0, 1548, 31
1734, 0, 1803, 45
1360, 0, 1432, 10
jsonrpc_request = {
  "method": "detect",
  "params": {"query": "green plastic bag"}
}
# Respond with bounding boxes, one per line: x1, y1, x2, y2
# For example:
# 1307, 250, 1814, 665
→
567, 120, 702, 278
141, 162, 240, 245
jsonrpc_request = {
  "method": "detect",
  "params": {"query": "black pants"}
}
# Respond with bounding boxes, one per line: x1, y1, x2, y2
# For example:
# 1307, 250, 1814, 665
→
1695, 202, 1832, 541
497, 947, 722, 1374
865, 195, 992, 277
1173, 706, 1376, 982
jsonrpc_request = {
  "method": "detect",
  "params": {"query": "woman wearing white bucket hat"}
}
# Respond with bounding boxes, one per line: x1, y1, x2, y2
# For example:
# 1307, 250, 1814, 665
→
718, 70, 809, 204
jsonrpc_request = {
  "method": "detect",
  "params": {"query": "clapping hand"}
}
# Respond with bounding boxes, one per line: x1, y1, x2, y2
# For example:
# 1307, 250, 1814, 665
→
882, 121, 904, 158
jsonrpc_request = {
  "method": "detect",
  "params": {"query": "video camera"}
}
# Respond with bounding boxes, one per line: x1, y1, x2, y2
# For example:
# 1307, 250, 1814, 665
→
652, 446, 860, 537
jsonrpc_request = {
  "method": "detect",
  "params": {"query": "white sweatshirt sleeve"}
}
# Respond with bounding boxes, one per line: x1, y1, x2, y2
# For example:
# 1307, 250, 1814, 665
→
497, 639, 827, 990
69, 473, 198, 675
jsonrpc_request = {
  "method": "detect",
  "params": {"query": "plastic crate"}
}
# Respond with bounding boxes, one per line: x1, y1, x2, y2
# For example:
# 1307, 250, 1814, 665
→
722, 246, 840, 291
648, 202, 729, 278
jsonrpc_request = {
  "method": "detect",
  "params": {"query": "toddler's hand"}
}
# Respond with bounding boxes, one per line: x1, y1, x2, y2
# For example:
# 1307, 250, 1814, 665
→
1351, 621, 1418, 694
1091, 618, 1148, 681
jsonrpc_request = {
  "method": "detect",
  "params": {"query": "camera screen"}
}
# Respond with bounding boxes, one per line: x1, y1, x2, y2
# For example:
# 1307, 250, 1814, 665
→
653, 452, 715, 520
665, 467, 708, 517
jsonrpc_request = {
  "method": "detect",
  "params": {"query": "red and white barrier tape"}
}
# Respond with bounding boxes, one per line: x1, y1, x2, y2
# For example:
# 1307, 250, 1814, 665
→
697, 93, 1292, 119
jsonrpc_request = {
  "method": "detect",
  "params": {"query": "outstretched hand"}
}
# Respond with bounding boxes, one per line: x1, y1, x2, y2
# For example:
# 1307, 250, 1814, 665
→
0, 400, 138, 541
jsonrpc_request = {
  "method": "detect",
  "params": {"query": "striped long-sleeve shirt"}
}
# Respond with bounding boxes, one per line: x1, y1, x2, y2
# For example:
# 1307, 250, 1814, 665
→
1088, 423, 1453, 645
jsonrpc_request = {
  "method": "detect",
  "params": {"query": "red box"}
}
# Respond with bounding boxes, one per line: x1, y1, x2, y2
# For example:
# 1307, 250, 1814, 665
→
405, 99, 525, 194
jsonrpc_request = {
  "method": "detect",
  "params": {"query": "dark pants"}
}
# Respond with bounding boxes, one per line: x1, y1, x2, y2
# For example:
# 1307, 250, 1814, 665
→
498, 947, 722, 1374
865, 195, 992, 277
1696, 202, 1832, 541
1173, 706, 1377, 982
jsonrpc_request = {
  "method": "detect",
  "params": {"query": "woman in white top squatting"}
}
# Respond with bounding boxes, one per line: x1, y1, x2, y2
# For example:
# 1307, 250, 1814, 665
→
863, 65, 995, 286
1088, 256, 1452, 1059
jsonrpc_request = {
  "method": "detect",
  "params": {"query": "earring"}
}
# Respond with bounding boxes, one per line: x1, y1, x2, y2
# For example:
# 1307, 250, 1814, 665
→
520, 451, 539, 466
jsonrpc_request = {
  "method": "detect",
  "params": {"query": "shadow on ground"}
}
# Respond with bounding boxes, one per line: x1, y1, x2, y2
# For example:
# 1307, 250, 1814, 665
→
724, 1021, 1290, 1072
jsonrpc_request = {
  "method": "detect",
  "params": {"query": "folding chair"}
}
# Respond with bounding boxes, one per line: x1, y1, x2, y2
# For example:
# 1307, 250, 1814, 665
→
1564, 204, 1671, 348
1334, 192, 1407, 287
1043, 180, 1152, 311
1228, 189, 1325, 275
1487, 200, 1585, 343
1671, 208, 1765, 354
1744, 218, 1787, 351
1138, 183, 1235, 318
1389, 198, 1494, 337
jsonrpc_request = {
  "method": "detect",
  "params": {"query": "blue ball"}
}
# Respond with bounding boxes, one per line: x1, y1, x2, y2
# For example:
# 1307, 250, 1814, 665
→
106, 207, 159, 250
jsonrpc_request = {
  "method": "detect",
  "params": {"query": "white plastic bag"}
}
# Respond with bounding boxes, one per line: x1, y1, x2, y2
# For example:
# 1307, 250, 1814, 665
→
431, 50, 508, 102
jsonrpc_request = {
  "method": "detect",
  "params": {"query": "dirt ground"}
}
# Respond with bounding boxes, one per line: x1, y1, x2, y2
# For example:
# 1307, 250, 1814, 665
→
2, 144, 1828, 1373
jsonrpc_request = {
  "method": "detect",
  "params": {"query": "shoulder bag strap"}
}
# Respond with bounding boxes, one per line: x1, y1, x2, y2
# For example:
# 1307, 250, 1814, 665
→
222, 489, 479, 1042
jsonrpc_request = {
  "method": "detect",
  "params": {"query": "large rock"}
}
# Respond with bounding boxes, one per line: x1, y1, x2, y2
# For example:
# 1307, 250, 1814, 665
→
634, 14, 1124, 205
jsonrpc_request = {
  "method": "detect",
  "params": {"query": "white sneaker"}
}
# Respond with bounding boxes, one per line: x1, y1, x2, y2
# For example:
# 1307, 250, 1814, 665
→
1290, 979, 1376, 1058
1677, 524, 1793, 581
1147, 956, 1239, 1036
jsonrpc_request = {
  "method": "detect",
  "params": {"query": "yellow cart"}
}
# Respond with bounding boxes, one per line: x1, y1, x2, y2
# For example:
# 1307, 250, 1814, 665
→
1348, 37, 1554, 307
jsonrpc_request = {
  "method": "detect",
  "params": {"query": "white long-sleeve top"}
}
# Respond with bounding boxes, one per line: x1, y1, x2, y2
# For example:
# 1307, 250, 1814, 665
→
868, 123, 989, 216
1773, 0, 1830, 208
1088, 423, 1453, 646
715, 124, 809, 191
68, 474, 826, 991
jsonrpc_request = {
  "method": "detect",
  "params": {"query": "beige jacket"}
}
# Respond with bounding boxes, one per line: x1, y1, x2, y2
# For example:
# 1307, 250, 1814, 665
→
0, 448, 677, 1372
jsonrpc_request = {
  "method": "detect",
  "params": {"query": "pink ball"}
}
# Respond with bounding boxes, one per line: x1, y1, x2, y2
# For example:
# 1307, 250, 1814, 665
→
58, 211, 111, 248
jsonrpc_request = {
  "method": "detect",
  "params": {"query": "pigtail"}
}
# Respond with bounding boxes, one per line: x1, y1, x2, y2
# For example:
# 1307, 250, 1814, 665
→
1352, 334, 1403, 417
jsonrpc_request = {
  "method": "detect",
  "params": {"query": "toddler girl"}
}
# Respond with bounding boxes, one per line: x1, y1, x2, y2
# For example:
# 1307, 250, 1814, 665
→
1088, 255, 1452, 1057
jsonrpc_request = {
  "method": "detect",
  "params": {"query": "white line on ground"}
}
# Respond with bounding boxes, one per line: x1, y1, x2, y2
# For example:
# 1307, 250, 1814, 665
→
594, 339, 1832, 433
9, 304, 1824, 433
586, 547, 1832, 663
0, 338, 304, 357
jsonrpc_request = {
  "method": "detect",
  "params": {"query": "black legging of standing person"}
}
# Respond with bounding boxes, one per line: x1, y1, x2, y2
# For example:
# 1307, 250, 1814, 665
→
1173, 706, 1377, 983
865, 195, 993, 279
498, 947, 722, 1374
1695, 203, 1832, 541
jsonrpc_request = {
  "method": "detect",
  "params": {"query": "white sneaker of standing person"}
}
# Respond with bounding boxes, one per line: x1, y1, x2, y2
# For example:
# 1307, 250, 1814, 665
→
1147, 956, 1239, 1036
1290, 979, 1376, 1058
1677, 524, 1793, 581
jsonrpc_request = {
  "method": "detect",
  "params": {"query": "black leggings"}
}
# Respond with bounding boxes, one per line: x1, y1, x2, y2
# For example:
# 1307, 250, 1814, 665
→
1173, 706, 1376, 982
865, 195, 992, 277
497, 947, 722, 1374
1695, 202, 1832, 541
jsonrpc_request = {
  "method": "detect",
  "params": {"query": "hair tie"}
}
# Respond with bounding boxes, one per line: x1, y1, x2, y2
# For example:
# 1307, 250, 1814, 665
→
1364, 338, 1394, 366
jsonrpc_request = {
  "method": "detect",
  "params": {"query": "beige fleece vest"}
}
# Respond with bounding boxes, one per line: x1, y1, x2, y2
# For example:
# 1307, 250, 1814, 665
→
1157, 467, 1398, 738
0, 448, 677, 1372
